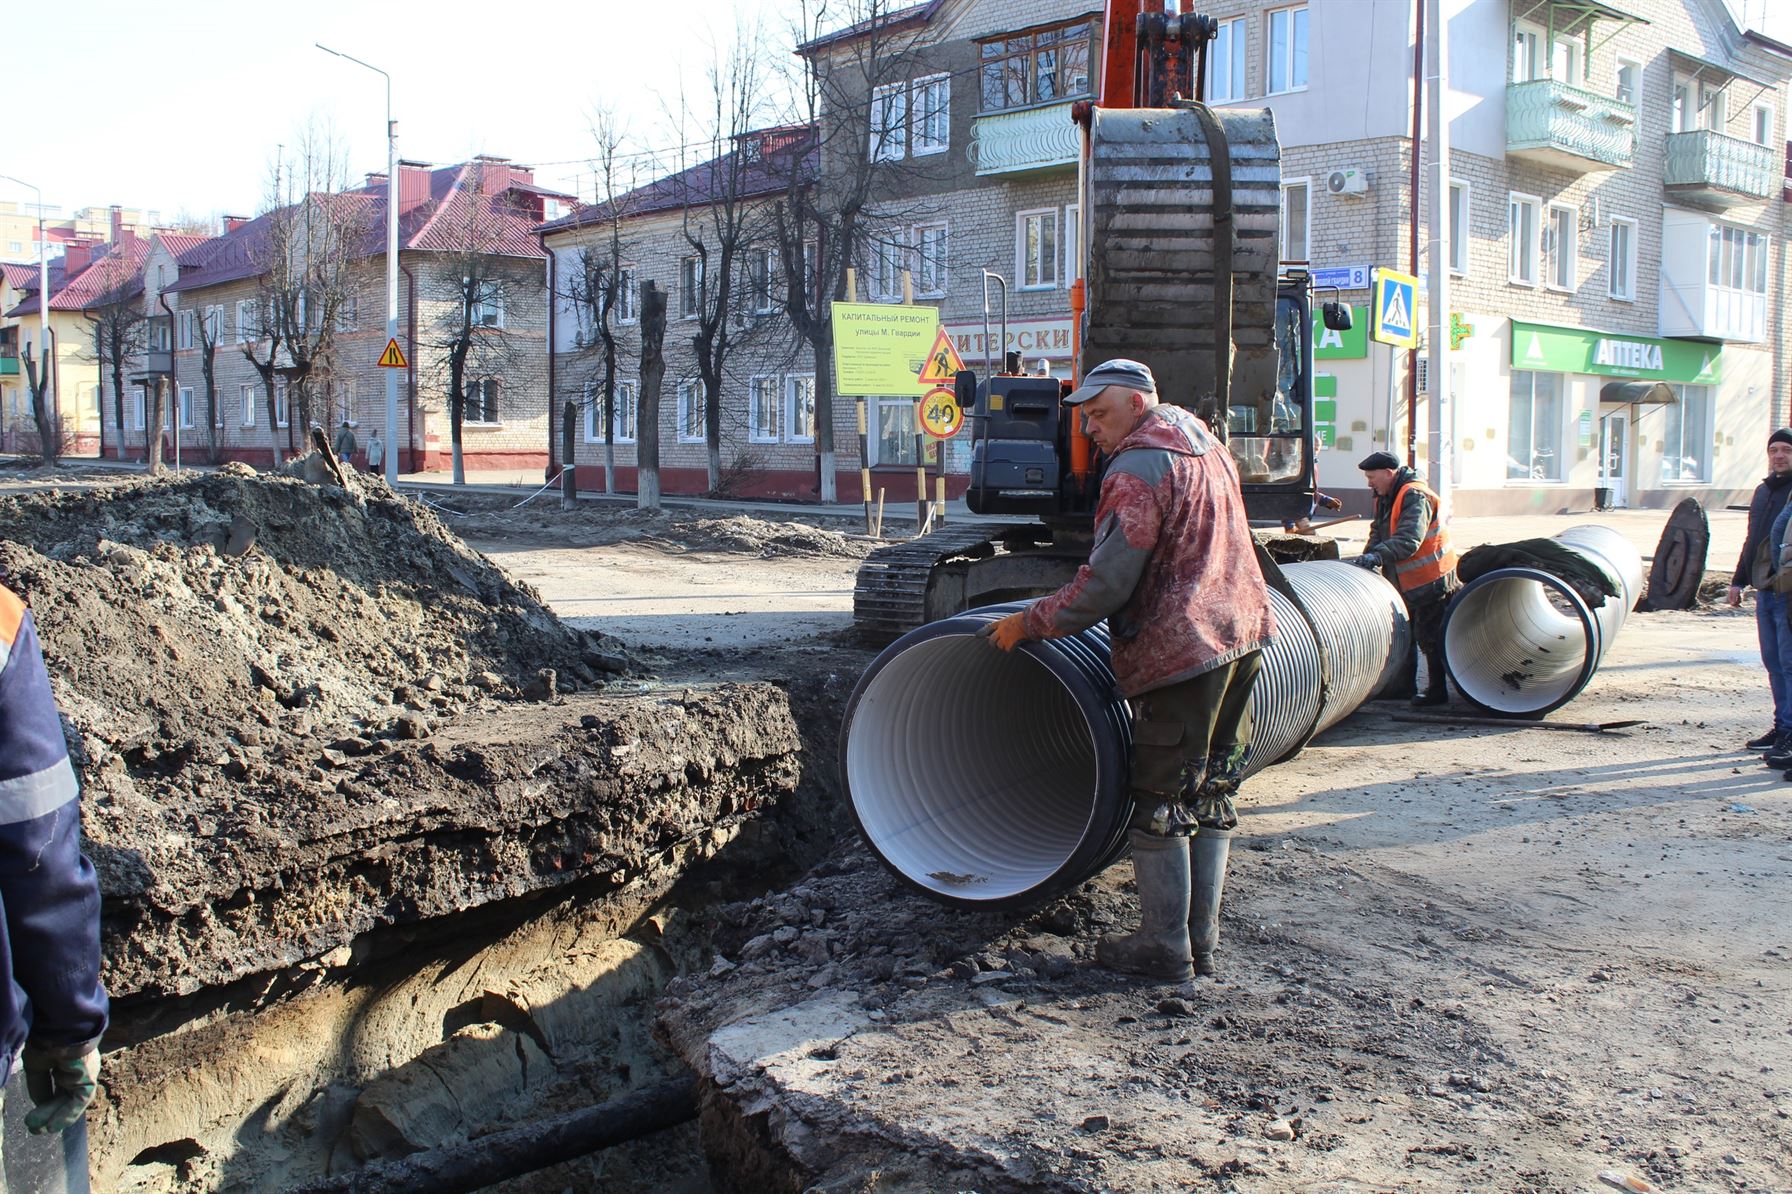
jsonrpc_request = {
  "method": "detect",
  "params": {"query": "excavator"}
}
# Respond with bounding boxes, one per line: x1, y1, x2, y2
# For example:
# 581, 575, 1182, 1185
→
852, 4, 1354, 638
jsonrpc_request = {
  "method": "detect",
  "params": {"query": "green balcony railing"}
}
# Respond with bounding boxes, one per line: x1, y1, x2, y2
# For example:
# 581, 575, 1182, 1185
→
1506, 79, 1636, 169
972, 100, 1081, 176
1664, 129, 1776, 201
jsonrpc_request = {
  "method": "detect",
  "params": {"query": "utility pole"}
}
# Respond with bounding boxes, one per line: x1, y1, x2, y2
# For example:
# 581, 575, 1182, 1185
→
1, 174, 53, 451
317, 43, 401, 487
1424, 0, 1450, 497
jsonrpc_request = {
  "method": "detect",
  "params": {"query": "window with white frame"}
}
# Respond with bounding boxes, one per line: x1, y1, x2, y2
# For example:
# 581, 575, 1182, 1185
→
236, 299, 256, 342
1063, 203, 1080, 288
337, 295, 359, 331
1507, 370, 1563, 482
1608, 217, 1637, 300
1662, 384, 1712, 483
786, 374, 816, 443
1508, 192, 1541, 285
912, 74, 949, 154
1511, 22, 1544, 84
274, 382, 290, 428
131, 390, 144, 430
1545, 203, 1576, 290
1207, 16, 1247, 102
205, 305, 223, 344
872, 234, 907, 301
1753, 103, 1774, 146
178, 386, 194, 428
870, 83, 907, 162
1671, 76, 1695, 132
1018, 209, 1059, 290
1707, 224, 1768, 295
677, 380, 706, 442
1449, 181, 1470, 275
750, 248, 778, 314
749, 375, 780, 442
914, 222, 947, 297
1267, 5, 1308, 95
177, 311, 194, 349
469, 282, 504, 329
584, 379, 638, 443
240, 383, 256, 427
1615, 57, 1640, 106
1699, 82, 1725, 132
680, 256, 703, 319
1550, 33, 1583, 85
465, 378, 500, 424
615, 266, 638, 323
1280, 179, 1310, 262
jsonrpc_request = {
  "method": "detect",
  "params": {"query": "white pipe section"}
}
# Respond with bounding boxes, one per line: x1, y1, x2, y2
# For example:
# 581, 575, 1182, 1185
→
840, 562, 1409, 908
1442, 524, 1643, 717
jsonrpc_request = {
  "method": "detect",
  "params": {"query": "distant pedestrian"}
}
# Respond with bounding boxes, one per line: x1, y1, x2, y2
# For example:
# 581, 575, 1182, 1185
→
1730, 428, 1792, 759
333, 419, 357, 463
365, 431, 384, 474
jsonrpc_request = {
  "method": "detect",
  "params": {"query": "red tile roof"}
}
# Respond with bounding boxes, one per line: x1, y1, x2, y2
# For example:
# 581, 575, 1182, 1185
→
4, 239, 147, 317
537, 125, 818, 236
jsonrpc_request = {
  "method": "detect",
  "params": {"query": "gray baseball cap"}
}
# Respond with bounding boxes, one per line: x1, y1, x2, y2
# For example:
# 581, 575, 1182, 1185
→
1064, 358, 1156, 405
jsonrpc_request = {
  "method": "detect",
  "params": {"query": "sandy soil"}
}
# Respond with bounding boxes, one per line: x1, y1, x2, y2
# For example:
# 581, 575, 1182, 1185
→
466, 502, 1789, 1193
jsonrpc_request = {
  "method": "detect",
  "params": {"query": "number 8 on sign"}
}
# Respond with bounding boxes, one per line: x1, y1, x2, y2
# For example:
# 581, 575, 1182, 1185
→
917, 386, 963, 439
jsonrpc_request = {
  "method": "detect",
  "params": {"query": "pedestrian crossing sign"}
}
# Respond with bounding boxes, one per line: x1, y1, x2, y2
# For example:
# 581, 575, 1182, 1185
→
1371, 269, 1419, 349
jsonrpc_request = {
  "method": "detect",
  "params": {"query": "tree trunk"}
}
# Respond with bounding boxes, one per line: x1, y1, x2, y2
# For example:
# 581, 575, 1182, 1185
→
637, 282, 666, 511
449, 346, 467, 486
111, 355, 127, 462
264, 385, 285, 467
602, 350, 617, 495
705, 385, 722, 493
148, 378, 167, 474
814, 337, 837, 502
22, 349, 58, 466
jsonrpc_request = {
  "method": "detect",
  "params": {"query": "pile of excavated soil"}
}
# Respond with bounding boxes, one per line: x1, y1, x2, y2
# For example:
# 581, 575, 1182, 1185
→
448, 497, 872, 560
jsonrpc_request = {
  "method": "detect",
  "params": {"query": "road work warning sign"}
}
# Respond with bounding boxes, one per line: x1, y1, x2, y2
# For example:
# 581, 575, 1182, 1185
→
377, 337, 409, 368
917, 326, 966, 385
830, 303, 939, 396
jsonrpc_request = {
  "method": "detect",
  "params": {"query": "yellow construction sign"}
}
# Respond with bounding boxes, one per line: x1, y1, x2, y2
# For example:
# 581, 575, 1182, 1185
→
377, 337, 409, 369
917, 326, 966, 385
830, 303, 938, 396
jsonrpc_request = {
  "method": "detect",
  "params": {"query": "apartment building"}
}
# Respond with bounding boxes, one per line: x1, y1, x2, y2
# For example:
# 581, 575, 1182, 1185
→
104, 158, 568, 472
0, 202, 164, 265
1206, 0, 1792, 512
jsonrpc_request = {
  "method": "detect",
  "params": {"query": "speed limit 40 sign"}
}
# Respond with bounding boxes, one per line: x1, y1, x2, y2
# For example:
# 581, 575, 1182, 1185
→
917, 386, 963, 439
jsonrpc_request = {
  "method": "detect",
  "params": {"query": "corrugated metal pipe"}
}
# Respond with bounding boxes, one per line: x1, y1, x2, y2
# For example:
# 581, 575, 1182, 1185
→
839, 561, 1410, 909
1440, 524, 1644, 718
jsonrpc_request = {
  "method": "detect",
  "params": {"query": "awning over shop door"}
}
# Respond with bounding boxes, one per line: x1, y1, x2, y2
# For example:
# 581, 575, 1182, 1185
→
1600, 380, 1676, 405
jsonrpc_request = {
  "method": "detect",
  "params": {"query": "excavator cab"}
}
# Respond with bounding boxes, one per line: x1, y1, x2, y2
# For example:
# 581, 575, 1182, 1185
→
1226, 275, 1323, 526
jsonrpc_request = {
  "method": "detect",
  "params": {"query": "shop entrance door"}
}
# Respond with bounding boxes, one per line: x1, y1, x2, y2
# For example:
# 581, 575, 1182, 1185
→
1598, 410, 1630, 509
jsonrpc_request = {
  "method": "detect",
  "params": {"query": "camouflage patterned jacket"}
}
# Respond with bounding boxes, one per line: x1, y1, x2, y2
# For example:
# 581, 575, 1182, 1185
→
1022, 405, 1276, 697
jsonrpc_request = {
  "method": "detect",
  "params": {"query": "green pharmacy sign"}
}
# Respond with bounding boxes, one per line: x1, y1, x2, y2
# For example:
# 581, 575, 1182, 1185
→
1312, 305, 1368, 360
1509, 320, 1721, 385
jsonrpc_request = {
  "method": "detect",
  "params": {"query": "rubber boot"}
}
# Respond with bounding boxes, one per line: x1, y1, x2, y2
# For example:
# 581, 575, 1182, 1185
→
1375, 642, 1418, 700
1411, 649, 1449, 706
1097, 829, 1194, 981
1188, 828, 1233, 977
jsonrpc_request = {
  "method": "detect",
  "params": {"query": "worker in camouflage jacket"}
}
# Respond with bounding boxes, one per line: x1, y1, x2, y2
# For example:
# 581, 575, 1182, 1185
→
983, 358, 1275, 981
1, 579, 108, 1173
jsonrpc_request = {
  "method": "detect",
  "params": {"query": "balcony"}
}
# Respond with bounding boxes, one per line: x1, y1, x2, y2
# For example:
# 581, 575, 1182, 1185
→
1663, 129, 1776, 208
0, 354, 18, 377
972, 100, 1080, 177
1506, 79, 1635, 172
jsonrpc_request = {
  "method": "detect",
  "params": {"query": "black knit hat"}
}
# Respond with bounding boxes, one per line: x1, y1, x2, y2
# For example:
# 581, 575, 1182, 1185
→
1357, 451, 1401, 471
1770, 428, 1792, 447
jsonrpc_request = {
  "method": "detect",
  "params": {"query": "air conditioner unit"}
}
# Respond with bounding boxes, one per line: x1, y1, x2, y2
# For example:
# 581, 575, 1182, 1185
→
1327, 168, 1371, 196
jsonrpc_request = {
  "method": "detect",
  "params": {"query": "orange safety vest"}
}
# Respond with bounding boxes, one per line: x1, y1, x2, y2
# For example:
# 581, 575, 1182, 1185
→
1386, 479, 1458, 593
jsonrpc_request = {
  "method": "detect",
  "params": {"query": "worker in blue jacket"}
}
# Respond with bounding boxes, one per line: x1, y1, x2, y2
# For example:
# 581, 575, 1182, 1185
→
1, 579, 107, 1157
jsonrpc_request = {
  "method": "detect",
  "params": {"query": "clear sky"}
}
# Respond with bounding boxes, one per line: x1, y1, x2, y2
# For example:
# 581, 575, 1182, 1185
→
5, 0, 1790, 226
3, 0, 796, 222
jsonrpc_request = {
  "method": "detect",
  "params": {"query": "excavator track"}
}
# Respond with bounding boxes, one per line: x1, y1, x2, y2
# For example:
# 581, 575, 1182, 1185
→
852, 525, 1018, 638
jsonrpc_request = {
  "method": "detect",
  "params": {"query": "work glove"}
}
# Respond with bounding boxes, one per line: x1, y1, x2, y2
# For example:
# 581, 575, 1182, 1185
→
1348, 553, 1382, 570
979, 611, 1030, 652
1318, 494, 1343, 511
22, 1042, 101, 1135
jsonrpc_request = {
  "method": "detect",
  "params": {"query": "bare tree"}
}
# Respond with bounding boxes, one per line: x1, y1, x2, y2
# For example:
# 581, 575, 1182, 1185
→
674, 21, 777, 493
17, 340, 60, 465
768, 0, 945, 502
190, 302, 224, 463
637, 281, 667, 510
242, 126, 368, 465
564, 108, 638, 495
429, 161, 532, 486
82, 255, 148, 461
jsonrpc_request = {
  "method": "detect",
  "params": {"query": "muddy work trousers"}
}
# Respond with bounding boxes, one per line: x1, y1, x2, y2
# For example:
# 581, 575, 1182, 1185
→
1126, 650, 1263, 836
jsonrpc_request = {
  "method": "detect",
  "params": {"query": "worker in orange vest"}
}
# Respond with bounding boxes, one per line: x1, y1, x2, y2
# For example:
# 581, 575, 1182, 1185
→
1351, 451, 1460, 705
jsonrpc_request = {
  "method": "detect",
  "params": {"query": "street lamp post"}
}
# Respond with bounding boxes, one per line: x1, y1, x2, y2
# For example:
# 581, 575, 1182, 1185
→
1, 173, 53, 448
317, 43, 400, 486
